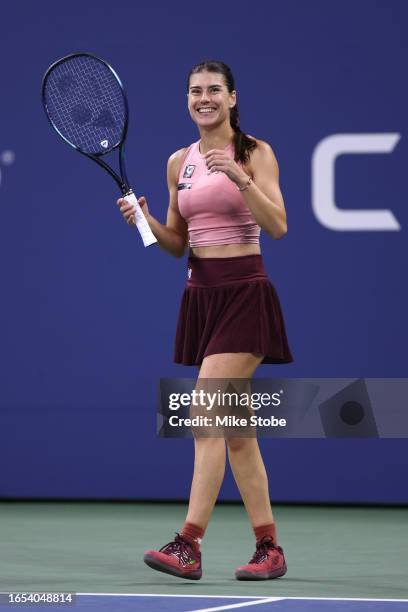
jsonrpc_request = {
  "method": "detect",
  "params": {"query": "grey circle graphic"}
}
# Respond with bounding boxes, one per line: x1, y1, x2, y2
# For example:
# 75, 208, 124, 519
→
340, 401, 365, 426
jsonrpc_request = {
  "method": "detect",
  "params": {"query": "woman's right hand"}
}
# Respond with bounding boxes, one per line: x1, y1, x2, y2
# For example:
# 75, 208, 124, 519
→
117, 195, 150, 227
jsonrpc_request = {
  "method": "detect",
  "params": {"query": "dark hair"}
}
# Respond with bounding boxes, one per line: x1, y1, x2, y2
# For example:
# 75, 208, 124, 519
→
187, 60, 257, 164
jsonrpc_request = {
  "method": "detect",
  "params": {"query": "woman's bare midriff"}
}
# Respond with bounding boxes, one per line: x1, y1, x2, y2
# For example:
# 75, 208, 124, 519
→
191, 243, 261, 258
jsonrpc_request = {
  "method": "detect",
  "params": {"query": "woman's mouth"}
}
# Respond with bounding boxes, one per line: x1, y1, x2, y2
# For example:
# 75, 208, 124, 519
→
197, 107, 217, 115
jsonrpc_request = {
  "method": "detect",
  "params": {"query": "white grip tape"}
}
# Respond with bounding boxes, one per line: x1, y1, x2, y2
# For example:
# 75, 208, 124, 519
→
124, 192, 157, 247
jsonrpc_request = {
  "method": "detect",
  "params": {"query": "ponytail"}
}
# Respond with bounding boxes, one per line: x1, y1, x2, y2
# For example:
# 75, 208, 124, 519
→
229, 104, 257, 164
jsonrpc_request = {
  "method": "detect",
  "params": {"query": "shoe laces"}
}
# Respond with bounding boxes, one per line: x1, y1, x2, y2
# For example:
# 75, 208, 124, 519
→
159, 533, 196, 566
249, 536, 277, 564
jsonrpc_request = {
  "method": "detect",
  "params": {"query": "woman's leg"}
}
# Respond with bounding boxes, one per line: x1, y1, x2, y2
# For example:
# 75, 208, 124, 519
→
185, 437, 226, 529
143, 352, 280, 580
226, 437, 274, 527
185, 352, 264, 529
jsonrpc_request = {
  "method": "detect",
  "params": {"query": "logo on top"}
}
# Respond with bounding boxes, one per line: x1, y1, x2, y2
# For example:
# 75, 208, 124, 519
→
183, 165, 195, 179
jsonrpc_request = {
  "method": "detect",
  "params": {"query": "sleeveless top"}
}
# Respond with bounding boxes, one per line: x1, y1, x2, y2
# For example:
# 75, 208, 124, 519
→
177, 140, 261, 247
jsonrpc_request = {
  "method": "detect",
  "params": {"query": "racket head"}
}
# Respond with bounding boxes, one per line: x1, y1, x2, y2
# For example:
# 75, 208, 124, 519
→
42, 52, 129, 157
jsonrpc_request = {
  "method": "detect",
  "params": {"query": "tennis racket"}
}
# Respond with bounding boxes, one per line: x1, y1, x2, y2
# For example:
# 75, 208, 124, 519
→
41, 52, 157, 247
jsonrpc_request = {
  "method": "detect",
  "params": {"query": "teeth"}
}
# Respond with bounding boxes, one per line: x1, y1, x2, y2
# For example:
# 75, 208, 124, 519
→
198, 108, 215, 113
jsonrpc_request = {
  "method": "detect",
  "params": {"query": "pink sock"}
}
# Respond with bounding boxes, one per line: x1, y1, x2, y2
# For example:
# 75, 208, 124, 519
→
181, 522, 205, 551
253, 523, 277, 545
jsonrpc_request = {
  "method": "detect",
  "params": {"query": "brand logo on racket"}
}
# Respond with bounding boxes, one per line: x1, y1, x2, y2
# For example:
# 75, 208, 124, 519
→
100, 139, 109, 149
183, 165, 195, 178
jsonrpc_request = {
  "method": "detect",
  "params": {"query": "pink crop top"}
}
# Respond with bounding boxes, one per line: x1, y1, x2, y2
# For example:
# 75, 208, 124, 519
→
177, 140, 261, 247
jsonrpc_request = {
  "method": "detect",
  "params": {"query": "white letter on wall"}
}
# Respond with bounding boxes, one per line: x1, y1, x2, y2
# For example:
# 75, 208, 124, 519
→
312, 133, 401, 231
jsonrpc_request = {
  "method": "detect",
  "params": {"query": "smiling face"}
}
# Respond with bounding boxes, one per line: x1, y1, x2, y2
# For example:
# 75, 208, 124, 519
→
187, 70, 236, 129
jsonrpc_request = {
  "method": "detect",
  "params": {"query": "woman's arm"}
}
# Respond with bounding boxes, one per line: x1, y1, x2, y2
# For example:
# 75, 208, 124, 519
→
145, 149, 189, 257
239, 141, 287, 240
117, 148, 188, 257
205, 139, 288, 240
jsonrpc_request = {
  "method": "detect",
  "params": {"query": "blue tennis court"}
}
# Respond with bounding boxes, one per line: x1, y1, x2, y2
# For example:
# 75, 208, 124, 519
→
78, 594, 408, 612
3, 594, 407, 612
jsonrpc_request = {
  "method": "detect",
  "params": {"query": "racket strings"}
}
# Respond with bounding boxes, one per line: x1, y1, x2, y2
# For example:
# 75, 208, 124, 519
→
44, 55, 126, 155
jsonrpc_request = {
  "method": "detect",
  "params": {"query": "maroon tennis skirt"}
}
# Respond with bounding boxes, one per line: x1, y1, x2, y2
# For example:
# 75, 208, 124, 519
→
174, 254, 293, 366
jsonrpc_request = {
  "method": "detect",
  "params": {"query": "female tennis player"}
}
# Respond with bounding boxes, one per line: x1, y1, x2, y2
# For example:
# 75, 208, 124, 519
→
117, 60, 293, 581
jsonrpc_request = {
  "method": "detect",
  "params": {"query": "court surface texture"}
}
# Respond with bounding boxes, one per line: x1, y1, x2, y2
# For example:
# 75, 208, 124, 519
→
1, 503, 407, 611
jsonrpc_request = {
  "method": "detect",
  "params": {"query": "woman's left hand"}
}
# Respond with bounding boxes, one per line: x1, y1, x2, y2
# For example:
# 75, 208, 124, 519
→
204, 149, 249, 188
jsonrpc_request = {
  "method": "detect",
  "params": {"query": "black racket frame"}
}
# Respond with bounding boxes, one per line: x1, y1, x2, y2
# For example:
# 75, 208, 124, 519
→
42, 52, 132, 195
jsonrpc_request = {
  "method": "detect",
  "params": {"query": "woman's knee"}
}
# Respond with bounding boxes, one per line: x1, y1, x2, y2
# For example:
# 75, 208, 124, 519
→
226, 436, 254, 453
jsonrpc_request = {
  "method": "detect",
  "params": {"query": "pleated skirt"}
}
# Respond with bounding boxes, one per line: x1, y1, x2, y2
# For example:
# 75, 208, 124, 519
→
174, 254, 293, 366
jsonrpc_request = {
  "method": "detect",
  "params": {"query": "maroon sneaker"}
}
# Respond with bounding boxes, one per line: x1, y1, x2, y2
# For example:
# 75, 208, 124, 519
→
235, 537, 287, 580
143, 533, 202, 580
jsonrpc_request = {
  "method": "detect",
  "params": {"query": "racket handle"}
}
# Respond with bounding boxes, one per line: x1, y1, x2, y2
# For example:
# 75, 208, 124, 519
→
124, 191, 157, 247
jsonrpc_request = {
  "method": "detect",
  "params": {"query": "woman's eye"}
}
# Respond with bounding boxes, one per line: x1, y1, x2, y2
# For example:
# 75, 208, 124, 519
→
190, 89, 221, 95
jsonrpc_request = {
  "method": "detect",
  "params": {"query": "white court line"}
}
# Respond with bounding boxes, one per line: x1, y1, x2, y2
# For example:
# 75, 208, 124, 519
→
78, 593, 275, 599
187, 597, 283, 612
77, 593, 408, 603
270, 597, 408, 603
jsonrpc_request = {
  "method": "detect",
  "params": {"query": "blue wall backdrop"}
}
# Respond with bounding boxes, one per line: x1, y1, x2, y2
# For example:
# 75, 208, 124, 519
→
0, 1, 407, 503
